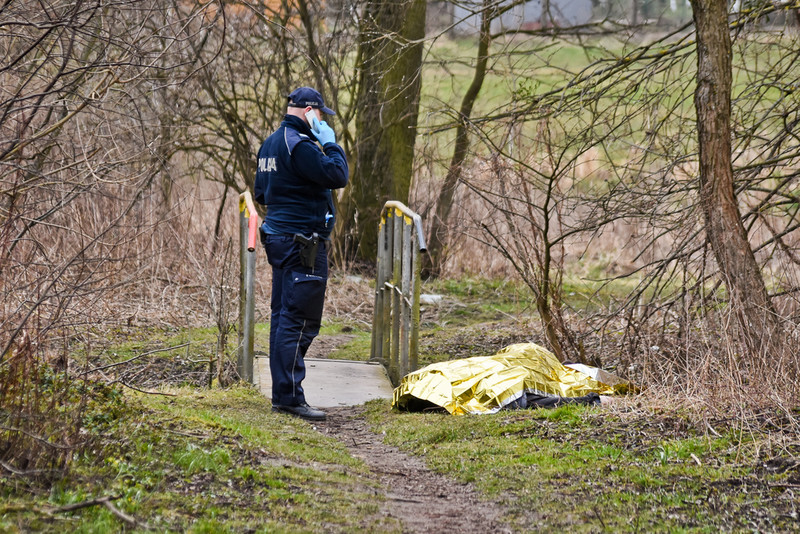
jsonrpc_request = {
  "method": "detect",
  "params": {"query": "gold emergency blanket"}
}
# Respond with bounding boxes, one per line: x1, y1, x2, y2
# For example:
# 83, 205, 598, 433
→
393, 343, 625, 415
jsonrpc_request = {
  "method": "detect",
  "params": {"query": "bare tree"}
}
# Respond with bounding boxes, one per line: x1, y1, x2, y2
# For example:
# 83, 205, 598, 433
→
423, 0, 637, 277
171, 1, 361, 238
426, 0, 495, 277
418, 0, 798, 386
463, 118, 590, 362
0, 0, 219, 475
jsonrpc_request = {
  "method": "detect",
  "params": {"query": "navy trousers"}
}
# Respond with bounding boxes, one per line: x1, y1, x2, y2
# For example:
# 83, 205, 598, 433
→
262, 234, 328, 406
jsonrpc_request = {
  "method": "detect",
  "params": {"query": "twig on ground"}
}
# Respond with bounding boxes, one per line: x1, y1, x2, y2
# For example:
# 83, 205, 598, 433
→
0, 459, 60, 477
82, 342, 191, 375
592, 506, 607, 530
706, 421, 722, 437
388, 496, 424, 503
113, 381, 177, 397
0, 425, 70, 449
0, 504, 38, 514
102, 498, 151, 529
51, 495, 152, 530
52, 495, 122, 514
161, 428, 210, 439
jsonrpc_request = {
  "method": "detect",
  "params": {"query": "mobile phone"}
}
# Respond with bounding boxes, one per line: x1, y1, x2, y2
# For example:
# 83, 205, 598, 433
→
305, 110, 319, 132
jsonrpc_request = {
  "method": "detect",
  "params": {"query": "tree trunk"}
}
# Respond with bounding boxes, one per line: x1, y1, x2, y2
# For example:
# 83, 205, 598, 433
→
335, 0, 426, 263
541, 0, 551, 28
690, 0, 782, 355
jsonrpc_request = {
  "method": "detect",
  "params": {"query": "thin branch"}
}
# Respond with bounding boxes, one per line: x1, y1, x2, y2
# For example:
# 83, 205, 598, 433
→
111, 381, 178, 397
50, 494, 152, 530
81, 342, 190, 375
51, 495, 122, 514
0, 459, 60, 477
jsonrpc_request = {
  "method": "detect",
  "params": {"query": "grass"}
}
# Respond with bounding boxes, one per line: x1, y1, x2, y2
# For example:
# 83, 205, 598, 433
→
363, 399, 799, 533
420, 277, 535, 322
326, 330, 372, 361
3, 271, 799, 532
0, 385, 392, 533
81, 325, 222, 365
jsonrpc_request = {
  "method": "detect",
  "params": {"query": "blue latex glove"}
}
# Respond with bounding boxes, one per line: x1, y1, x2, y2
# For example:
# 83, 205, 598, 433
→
312, 119, 336, 145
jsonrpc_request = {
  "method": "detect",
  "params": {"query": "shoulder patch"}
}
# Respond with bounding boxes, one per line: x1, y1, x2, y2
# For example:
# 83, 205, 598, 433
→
284, 128, 312, 155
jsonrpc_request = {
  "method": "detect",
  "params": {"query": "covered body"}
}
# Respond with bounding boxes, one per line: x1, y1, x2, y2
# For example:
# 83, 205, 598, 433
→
393, 343, 628, 415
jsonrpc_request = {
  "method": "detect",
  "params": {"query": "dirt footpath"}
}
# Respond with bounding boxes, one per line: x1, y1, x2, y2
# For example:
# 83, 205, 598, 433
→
318, 406, 511, 534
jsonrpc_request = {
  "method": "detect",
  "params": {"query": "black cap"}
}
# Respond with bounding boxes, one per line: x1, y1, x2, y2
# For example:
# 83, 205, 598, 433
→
287, 87, 335, 115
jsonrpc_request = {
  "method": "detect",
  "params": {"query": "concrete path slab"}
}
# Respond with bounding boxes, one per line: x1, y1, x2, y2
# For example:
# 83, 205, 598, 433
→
255, 356, 394, 408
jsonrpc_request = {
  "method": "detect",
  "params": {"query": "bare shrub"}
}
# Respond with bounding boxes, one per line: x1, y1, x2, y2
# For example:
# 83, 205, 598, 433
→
0, 335, 72, 477
622, 309, 800, 422
0, 0, 220, 476
413, 9, 800, 417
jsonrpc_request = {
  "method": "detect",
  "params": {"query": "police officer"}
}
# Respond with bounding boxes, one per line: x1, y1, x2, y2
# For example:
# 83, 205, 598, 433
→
254, 87, 348, 421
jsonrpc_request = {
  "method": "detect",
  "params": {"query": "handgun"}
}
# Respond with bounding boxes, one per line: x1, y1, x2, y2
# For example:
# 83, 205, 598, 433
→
293, 232, 320, 268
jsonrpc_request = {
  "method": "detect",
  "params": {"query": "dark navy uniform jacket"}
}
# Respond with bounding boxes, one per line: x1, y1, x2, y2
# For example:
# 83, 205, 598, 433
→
254, 115, 348, 239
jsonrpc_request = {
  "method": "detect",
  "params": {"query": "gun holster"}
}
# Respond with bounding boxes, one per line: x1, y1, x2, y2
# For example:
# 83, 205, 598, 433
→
293, 232, 320, 269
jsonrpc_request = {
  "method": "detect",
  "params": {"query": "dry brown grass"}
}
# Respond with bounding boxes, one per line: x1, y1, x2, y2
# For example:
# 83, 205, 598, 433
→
600, 303, 800, 427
